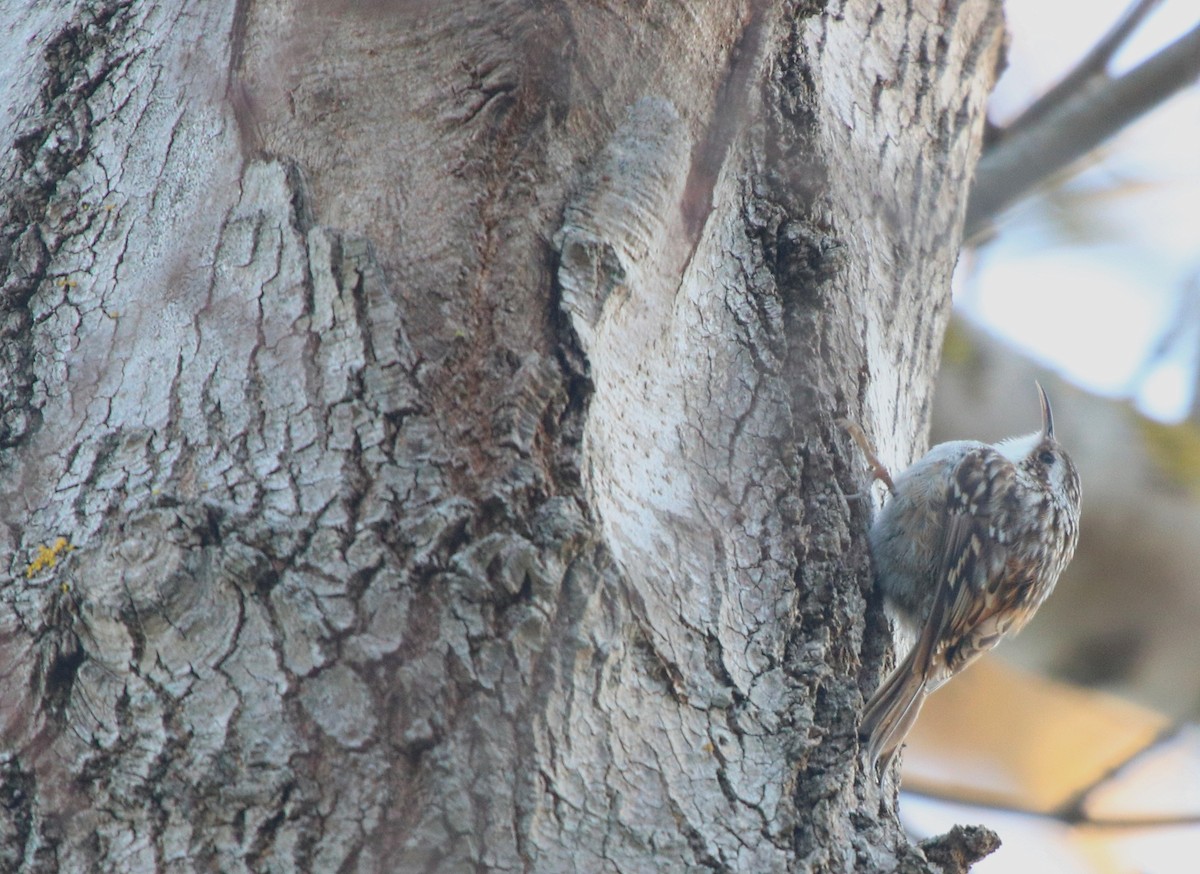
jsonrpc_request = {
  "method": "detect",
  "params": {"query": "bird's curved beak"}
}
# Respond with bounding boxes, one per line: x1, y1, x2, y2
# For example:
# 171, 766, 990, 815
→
1036, 381, 1054, 440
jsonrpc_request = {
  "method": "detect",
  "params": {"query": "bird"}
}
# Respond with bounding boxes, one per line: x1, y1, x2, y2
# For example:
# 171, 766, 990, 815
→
854, 382, 1081, 772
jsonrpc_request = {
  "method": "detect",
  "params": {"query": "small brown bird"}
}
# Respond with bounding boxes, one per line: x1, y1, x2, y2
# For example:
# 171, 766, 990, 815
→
858, 383, 1081, 772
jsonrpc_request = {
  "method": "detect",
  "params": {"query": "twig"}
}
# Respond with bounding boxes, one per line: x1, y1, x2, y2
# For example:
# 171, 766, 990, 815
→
920, 824, 1002, 873
904, 779, 1200, 830
1051, 722, 1186, 825
1128, 268, 1200, 396
902, 721, 1200, 830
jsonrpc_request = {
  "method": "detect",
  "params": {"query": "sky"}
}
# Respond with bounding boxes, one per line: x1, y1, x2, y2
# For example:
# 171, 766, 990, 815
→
956, 0, 1200, 421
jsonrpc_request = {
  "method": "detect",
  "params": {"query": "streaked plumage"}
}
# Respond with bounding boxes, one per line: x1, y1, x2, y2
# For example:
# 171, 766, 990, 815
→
860, 383, 1081, 771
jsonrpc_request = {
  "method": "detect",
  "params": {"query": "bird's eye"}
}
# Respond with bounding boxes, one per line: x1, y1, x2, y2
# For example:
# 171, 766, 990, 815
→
1038, 450, 1055, 466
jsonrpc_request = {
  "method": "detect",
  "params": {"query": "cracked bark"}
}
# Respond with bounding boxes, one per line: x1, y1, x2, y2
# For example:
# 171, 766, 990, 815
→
0, 1, 1003, 871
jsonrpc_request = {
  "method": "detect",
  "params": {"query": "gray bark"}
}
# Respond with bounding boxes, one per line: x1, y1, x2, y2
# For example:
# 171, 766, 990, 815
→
0, 1, 1002, 871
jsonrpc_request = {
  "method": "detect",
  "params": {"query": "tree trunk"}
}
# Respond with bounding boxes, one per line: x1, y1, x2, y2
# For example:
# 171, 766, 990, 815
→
0, 1, 1003, 871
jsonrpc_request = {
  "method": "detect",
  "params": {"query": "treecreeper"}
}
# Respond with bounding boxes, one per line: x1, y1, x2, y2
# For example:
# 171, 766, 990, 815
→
851, 383, 1082, 773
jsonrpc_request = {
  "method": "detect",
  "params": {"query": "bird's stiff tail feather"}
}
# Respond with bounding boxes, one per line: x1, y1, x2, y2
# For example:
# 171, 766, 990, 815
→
860, 639, 930, 772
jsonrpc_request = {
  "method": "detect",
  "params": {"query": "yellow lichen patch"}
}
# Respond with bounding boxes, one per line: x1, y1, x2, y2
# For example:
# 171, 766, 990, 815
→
25, 537, 74, 579
940, 319, 982, 372
1137, 416, 1200, 493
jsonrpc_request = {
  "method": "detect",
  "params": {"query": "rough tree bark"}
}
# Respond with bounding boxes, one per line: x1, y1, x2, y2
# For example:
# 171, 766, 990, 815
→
0, 1, 1003, 871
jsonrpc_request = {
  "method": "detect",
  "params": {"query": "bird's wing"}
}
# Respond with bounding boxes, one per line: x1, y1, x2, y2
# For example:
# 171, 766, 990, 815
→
862, 445, 1048, 768
922, 446, 1035, 688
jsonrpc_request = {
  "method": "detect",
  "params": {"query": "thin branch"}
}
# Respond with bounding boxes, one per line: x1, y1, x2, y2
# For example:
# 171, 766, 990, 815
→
1001, 0, 1164, 141
965, 20, 1200, 241
902, 722, 1200, 830
1051, 722, 1186, 824
904, 781, 1200, 830
1128, 268, 1200, 396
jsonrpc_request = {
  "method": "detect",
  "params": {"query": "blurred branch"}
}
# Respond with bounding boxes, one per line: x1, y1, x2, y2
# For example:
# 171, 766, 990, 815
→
903, 722, 1200, 830
906, 781, 1200, 829
1002, 0, 1164, 141
1128, 268, 1200, 397
965, 17, 1200, 241
1052, 722, 1184, 825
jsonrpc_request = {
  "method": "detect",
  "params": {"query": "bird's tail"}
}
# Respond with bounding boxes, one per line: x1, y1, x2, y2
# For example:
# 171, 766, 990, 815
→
860, 640, 930, 772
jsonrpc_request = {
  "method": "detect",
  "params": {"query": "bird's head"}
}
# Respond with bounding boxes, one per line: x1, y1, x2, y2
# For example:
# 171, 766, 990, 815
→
997, 382, 1082, 512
